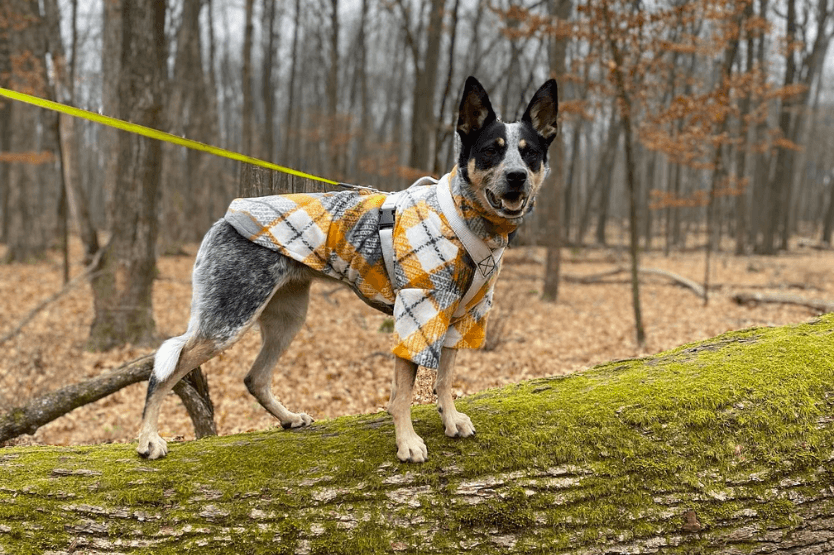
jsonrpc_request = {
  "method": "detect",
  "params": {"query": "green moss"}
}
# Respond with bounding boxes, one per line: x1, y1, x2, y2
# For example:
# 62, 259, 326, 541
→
11, 408, 26, 425
309, 520, 390, 555
378, 317, 394, 333
455, 488, 536, 531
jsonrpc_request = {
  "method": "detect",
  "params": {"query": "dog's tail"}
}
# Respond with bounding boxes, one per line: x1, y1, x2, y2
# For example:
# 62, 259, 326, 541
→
153, 334, 189, 383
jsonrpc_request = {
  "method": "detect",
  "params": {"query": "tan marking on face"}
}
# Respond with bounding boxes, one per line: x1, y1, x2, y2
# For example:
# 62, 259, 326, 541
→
528, 165, 547, 199
467, 158, 502, 195
467, 159, 477, 184
496, 137, 505, 147
519, 139, 527, 149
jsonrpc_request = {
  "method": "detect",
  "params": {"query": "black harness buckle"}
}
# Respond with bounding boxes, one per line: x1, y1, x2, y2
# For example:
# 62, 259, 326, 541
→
379, 207, 395, 229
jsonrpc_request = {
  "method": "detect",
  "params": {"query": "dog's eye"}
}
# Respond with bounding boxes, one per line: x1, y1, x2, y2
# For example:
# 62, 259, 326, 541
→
520, 144, 539, 158
482, 145, 498, 156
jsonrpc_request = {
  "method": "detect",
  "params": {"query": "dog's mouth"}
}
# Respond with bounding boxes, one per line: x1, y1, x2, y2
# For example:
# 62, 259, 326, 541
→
485, 189, 527, 218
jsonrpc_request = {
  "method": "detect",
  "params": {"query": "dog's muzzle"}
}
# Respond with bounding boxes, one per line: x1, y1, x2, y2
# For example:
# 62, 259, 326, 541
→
486, 170, 529, 217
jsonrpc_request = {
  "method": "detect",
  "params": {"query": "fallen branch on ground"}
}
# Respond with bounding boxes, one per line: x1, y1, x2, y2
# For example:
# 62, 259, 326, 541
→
562, 266, 705, 298
732, 291, 834, 313
0, 354, 154, 444
0, 355, 216, 444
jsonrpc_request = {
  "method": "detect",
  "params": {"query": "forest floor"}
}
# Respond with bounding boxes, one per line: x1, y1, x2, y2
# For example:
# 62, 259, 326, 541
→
2, 235, 833, 448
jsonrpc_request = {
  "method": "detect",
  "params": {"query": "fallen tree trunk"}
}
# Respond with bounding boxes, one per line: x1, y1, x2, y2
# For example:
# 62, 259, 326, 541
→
732, 291, 834, 314
3, 315, 834, 553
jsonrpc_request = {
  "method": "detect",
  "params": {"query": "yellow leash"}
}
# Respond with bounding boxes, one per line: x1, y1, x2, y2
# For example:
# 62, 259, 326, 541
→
0, 86, 340, 187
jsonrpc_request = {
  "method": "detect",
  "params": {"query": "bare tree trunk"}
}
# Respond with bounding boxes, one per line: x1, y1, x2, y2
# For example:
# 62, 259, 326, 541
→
88, 0, 166, 350
541, 0, 572, 302
563, 119, 582, 243
262, 0, 278, 162
759, 0, 796, 254
160, 0, 214, 251
432, 0, 460, 176
602, 6, 645, 345
640, 149, 656, 250
3, 0, 55, 263
408, 0, 445, 173
283, 0, 302, 164
594, 164, 615, 246
704, 8, 744, 305
822, 179, 834, 245
202, 0, 223, 231
734, 1, 755, 256
43, 0, 100, 265
577, 114, 619, 244
355, 0, 370, 181
241, 0, 255, 156
0, 18, 12, 244
760, 0, 831, 253
100, 0, 122, 232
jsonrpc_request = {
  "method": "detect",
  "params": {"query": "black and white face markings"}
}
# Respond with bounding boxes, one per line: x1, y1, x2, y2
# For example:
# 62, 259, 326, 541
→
456, 77, 559, 220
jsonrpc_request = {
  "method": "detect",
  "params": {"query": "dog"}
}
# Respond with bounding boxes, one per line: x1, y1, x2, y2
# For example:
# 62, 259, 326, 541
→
136, 76, 558, 463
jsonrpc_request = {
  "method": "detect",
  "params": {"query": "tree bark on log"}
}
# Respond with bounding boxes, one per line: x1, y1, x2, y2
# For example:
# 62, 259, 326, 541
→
3, 315, 834, 553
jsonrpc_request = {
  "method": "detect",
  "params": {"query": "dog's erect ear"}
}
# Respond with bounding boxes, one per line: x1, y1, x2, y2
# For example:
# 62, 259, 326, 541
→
522, 79, 559, 146
456, 76, 497, 145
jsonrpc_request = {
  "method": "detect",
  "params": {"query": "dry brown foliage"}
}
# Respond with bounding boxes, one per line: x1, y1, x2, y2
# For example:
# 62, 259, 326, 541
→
1, 235, 832, 448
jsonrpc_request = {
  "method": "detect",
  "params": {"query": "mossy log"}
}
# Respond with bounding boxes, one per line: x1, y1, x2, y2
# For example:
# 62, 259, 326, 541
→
3, 316, 834, 554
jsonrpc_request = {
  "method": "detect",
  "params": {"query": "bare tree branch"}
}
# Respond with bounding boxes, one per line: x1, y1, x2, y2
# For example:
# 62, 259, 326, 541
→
173, 368, 216, 439
0, 353, 216, 444
0, 354, 153, 444
732, 292, 834, 313
563, 266, 706, 299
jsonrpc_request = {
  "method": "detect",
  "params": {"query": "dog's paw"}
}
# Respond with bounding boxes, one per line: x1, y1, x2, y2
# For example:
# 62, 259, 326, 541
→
443, 410, 476, 438
396, 432, 428, 463
280, 412, 314, 430
136, 432, 168, 460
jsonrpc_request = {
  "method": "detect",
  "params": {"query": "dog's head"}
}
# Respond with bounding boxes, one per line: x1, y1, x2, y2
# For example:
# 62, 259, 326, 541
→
456, 76, 559, 223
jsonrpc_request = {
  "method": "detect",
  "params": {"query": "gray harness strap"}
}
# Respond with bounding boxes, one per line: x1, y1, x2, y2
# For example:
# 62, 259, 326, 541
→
379, 174, 503, 317
378, 190, 403, 292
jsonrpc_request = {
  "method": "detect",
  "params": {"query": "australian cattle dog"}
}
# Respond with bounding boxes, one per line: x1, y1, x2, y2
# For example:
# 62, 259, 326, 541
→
137, 76, 559, 463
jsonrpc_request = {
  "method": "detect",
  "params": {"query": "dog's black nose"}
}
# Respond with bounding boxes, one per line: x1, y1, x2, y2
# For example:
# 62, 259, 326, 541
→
506, 170, 527, 190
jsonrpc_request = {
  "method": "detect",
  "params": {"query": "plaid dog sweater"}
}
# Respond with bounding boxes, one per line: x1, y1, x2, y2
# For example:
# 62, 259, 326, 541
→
224, 172, 502, 369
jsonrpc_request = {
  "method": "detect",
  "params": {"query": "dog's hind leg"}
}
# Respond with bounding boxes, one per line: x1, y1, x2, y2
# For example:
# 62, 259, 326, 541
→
434, 347, 475, 438
137, 332, 223, 459
244, 278, 314, 430
137, 220, 293, 459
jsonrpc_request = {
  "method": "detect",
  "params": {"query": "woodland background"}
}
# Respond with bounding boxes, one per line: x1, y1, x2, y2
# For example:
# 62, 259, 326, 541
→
3, 0, 834, 447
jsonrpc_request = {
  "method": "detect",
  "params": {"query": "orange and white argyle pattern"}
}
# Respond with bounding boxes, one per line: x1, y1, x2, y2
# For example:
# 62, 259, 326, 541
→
224, 174, 500, 369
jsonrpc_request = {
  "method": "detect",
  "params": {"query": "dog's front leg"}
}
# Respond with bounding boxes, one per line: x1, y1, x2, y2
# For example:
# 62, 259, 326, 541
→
435, 347, 475, 438
388, 356, 427, 462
